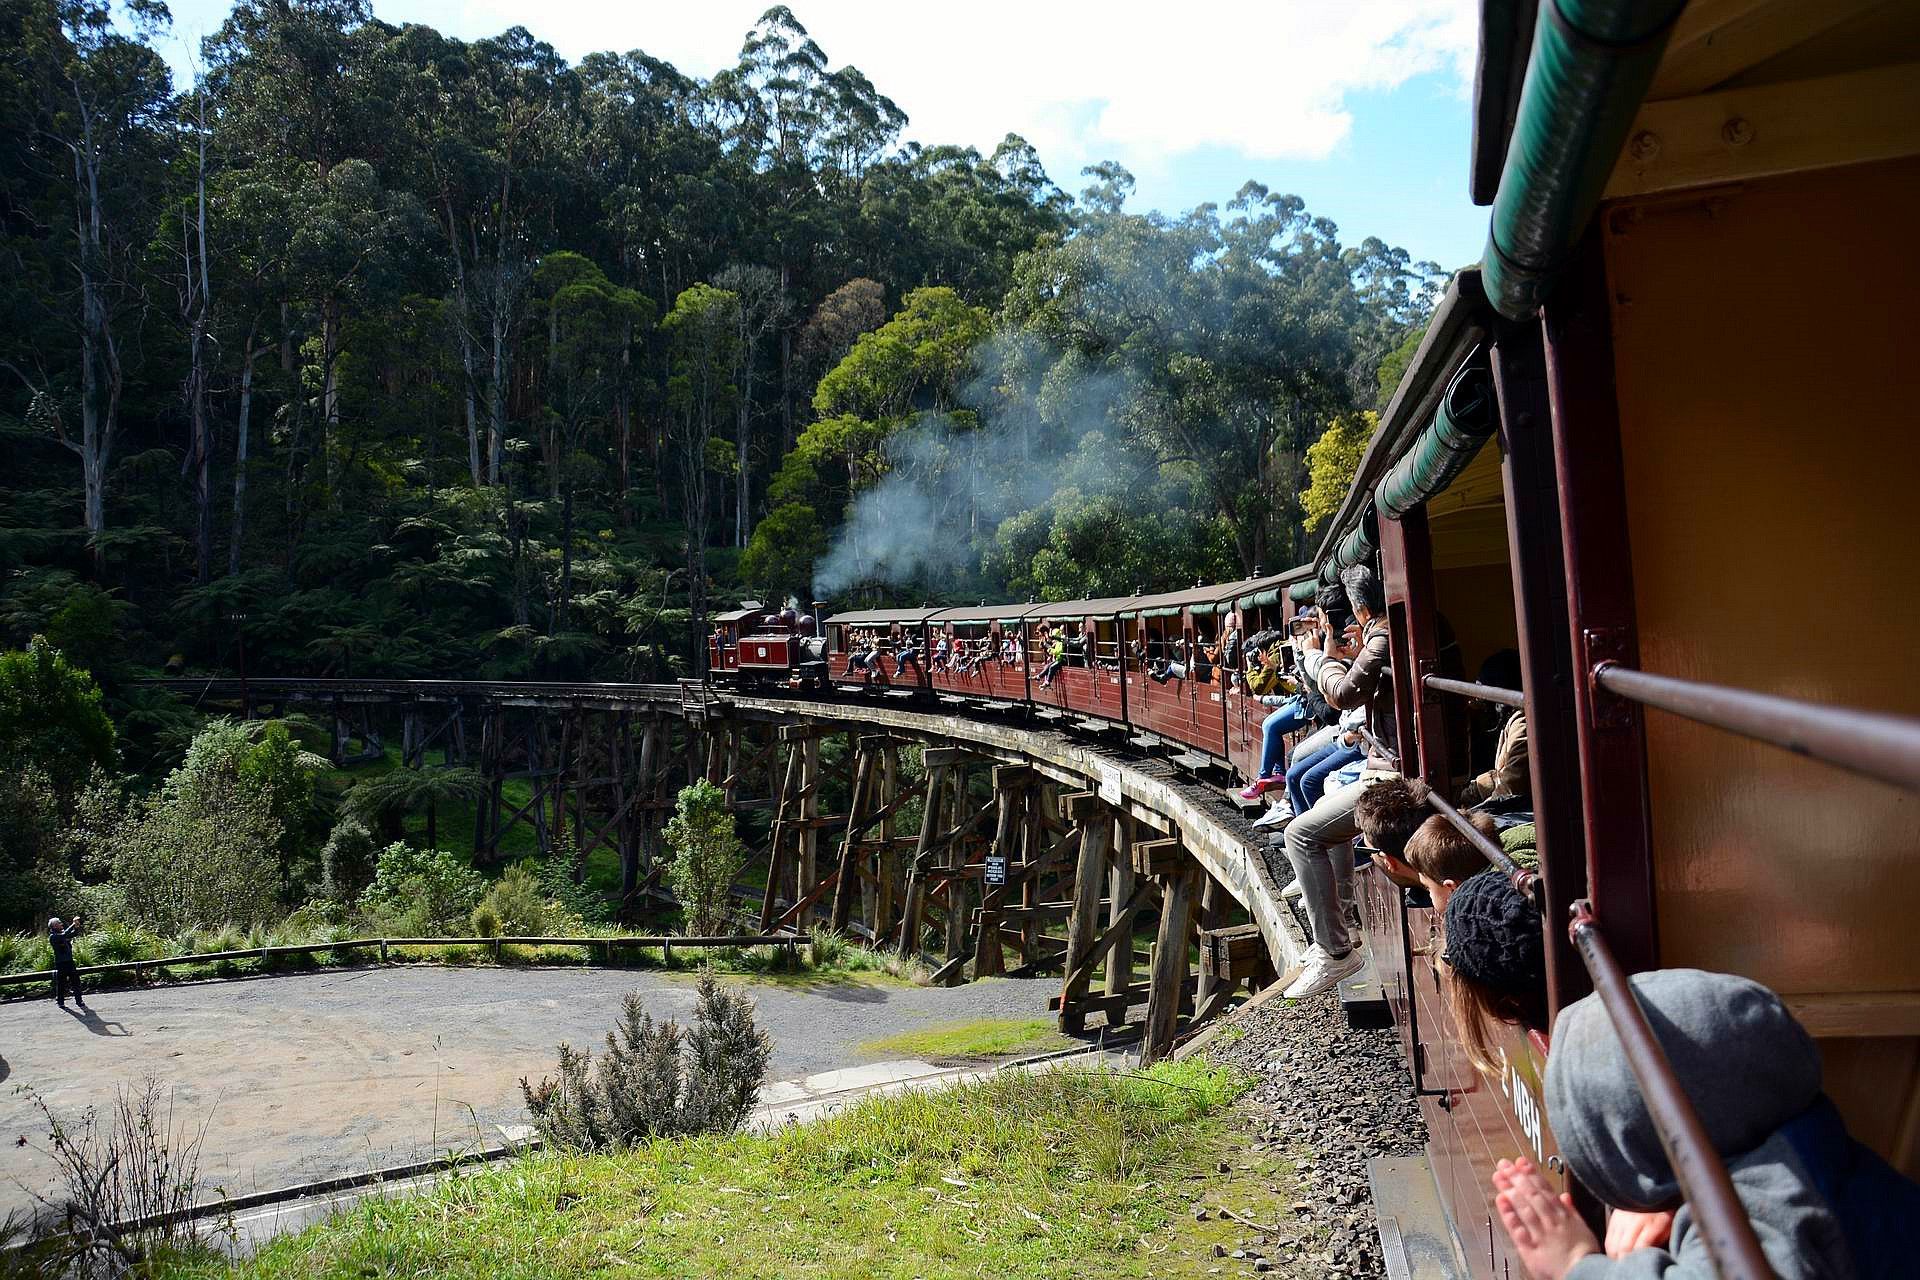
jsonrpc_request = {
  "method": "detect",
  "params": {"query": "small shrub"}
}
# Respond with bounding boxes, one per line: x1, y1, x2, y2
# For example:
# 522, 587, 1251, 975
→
534, 839, 613, 925
521, 969, 772, 1151
318, 817, 379, 904
473, 862, 580, 938
807, 925, 850, 968
356, 842, 484, 935
663, 780, 744, 937
0, 932, 51, 974
16, 1078, 228, 1275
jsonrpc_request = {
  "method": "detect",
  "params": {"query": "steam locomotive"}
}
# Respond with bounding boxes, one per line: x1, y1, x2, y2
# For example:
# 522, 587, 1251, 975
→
707, 602, 831, 690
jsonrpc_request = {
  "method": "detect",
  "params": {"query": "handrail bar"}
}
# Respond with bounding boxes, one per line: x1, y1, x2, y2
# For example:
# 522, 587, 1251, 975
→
1422, 783, 1538, 905
1593, 662, 1920, 795
1423, 674, 1526, 710
1569, 901, 1776, 1280
1357, 723, 1400, 765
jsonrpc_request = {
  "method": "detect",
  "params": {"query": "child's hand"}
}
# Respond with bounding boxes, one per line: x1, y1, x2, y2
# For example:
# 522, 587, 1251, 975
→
1494, 1157, 1600, 1280
1604, 1209, 1674, 1259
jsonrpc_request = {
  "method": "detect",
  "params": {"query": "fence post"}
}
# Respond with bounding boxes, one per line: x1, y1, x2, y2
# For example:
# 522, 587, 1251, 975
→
379, 938, 388, 964
662, 937, 673, 966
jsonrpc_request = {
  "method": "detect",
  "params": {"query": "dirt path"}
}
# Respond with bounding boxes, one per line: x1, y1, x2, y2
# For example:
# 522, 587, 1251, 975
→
0, 966, 1057, 1218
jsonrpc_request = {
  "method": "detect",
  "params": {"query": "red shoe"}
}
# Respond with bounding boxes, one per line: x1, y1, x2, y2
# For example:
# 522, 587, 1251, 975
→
1238, 777, 1277, 800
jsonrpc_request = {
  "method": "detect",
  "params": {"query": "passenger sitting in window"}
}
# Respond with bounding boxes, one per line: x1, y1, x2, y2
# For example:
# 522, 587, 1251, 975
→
892, 631, 923, 680
1403, 811, 1497, 914
847, 630, 873, 674
1216, 622, 1242, 688
1281, 703, 1367, 824
1037, 628, 1068, 687
931, 634, 950, 671
1149, 635, 1189, 683
1352, 778, 1434, 897
1494, 967, 1920, 1280
1064, 627, 1088, 667
1001, 635, 1020, 667
1461, 648, 1530, 809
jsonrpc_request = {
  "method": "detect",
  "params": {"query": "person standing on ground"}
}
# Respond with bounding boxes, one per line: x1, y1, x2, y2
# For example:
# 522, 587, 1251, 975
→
48, 915, 85, 1007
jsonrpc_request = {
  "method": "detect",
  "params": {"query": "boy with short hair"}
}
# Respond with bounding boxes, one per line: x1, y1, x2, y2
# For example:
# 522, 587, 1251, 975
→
1403, 811, 1498, 913
1352, 778, 1432, 893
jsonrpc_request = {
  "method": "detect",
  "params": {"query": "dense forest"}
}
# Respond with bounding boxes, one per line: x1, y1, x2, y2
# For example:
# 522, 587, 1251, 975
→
1, 0, 1444, 731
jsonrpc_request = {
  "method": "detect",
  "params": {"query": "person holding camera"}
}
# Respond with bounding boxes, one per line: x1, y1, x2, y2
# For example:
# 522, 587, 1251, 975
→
48, 914, 85, 1007
1278, 563, 1396, 998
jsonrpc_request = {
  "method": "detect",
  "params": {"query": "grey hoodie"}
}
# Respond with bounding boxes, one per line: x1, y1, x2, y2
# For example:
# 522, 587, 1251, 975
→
1544, 969, 1853, 1280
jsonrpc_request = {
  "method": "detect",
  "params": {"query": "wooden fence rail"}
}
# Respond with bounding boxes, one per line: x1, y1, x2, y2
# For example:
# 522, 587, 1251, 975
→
0, 932, 803, 990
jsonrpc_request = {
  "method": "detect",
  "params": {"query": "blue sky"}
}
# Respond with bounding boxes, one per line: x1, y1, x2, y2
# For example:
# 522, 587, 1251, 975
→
155, 0, 1488, 270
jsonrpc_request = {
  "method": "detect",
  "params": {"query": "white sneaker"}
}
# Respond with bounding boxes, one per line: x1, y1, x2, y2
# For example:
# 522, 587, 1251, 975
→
1284, 944, 1366, 999
1252, 804, 1293, 831
1280, 878, 1305, 901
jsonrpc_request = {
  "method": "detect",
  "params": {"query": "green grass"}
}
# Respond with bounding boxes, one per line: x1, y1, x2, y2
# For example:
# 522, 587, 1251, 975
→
157, 1060, 1282, 1280
858, 1017, 1076, 1062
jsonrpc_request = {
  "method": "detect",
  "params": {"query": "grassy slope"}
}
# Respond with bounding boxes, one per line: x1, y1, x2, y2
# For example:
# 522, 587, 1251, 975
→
857, 1017, 1075, 1062
159, 1061, 1291, 1280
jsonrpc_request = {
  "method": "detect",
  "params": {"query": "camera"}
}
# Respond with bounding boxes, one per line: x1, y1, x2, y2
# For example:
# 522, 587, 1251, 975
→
1246, 628, 1284, 654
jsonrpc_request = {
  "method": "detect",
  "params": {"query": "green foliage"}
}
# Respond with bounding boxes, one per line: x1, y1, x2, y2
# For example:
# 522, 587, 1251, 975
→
520, 971, 772, 1151
0, 638, 115, 799
105, 777, 284, 936
1299, 411, 1379, 534
663, 780, 745, 937
342, 766, 483, 847
317, 817, 378, 904
739, 501, 828, 601
1375, 326, 1424, 411
0, 765, 79, 929
471, 862, 582, 938
356, 842, 485, 935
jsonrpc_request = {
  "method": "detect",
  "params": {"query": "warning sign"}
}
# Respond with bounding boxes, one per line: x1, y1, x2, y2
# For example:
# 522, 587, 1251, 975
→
984, 855, 1007, 886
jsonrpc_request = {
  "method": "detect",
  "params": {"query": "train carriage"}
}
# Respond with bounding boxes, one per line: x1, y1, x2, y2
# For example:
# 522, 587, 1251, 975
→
925, 604, 1034, 701
824, 607, 939, 691
1297, 1, 1920, 1274
1022, 597, 1134, 721
801, 8, 1919, 1272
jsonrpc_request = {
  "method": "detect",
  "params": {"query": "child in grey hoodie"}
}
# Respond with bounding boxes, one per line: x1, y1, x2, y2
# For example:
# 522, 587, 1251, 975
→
1494, 968, 1920, 1279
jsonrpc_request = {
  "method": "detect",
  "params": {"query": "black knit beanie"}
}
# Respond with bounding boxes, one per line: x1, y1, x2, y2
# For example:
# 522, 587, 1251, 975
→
1443, 869, 1544, 998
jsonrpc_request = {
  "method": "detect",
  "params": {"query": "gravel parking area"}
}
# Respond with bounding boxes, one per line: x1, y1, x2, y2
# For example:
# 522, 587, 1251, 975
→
0, 965, 1056, 1219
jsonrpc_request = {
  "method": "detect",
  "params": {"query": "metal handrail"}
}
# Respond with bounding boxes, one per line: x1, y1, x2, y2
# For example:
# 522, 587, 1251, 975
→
1422, 784, 1539, 907
1423, 674, 1526, 710
1593, 662, 1920, 795
1569, 902, 1776, 1280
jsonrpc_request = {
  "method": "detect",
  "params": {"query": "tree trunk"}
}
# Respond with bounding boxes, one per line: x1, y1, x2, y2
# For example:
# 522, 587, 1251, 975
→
322, 297, 341, 501
230, 337, 260, 576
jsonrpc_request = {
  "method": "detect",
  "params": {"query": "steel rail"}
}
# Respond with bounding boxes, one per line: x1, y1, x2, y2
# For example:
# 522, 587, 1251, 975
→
1569, 901, 1777, 1280
1593, 663, 1920, 795
1422, 674, 1526, 710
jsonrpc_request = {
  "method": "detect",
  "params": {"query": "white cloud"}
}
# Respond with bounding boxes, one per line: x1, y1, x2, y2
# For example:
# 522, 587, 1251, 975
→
453, 0, 1477, 177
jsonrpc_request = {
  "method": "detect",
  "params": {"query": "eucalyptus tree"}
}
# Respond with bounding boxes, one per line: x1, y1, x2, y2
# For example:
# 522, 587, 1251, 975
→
712, 263, 788, 546
662, 283, 741, 665
530, 251, 651, 630
5, 0, 174, 570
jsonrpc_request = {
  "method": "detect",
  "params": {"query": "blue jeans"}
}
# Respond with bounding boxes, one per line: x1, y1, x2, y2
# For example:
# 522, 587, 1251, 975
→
1257, 698, 1310, 778
1287, 740, 1365, 817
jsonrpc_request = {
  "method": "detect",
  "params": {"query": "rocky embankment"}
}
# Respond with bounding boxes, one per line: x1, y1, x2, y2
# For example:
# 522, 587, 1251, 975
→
1202, 990, 1429, 1278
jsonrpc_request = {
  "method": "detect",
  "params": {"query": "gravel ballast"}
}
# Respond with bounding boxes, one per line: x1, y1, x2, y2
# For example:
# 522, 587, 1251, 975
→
1204, 988, 1431, 1279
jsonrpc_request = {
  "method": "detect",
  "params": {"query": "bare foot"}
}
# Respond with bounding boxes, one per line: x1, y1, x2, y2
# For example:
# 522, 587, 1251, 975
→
1493, 1157, 1601, 1280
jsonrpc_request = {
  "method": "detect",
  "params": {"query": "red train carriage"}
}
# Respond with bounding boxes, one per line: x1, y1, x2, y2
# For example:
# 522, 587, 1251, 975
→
925, 605, 1032, 701
1296, 1, 1920, 1274
824, 606, 938, 692
708, 603, 829, 689
1022, 597, 1132, 723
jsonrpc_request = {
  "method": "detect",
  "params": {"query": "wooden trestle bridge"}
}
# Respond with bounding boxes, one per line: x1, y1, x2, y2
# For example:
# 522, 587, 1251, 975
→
151, 677, 1302, 1060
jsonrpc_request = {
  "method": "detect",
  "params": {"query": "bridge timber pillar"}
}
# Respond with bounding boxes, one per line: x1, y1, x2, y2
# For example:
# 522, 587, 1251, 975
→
1139, 836, 1199, 1063
1057, 789, 1113, 1034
